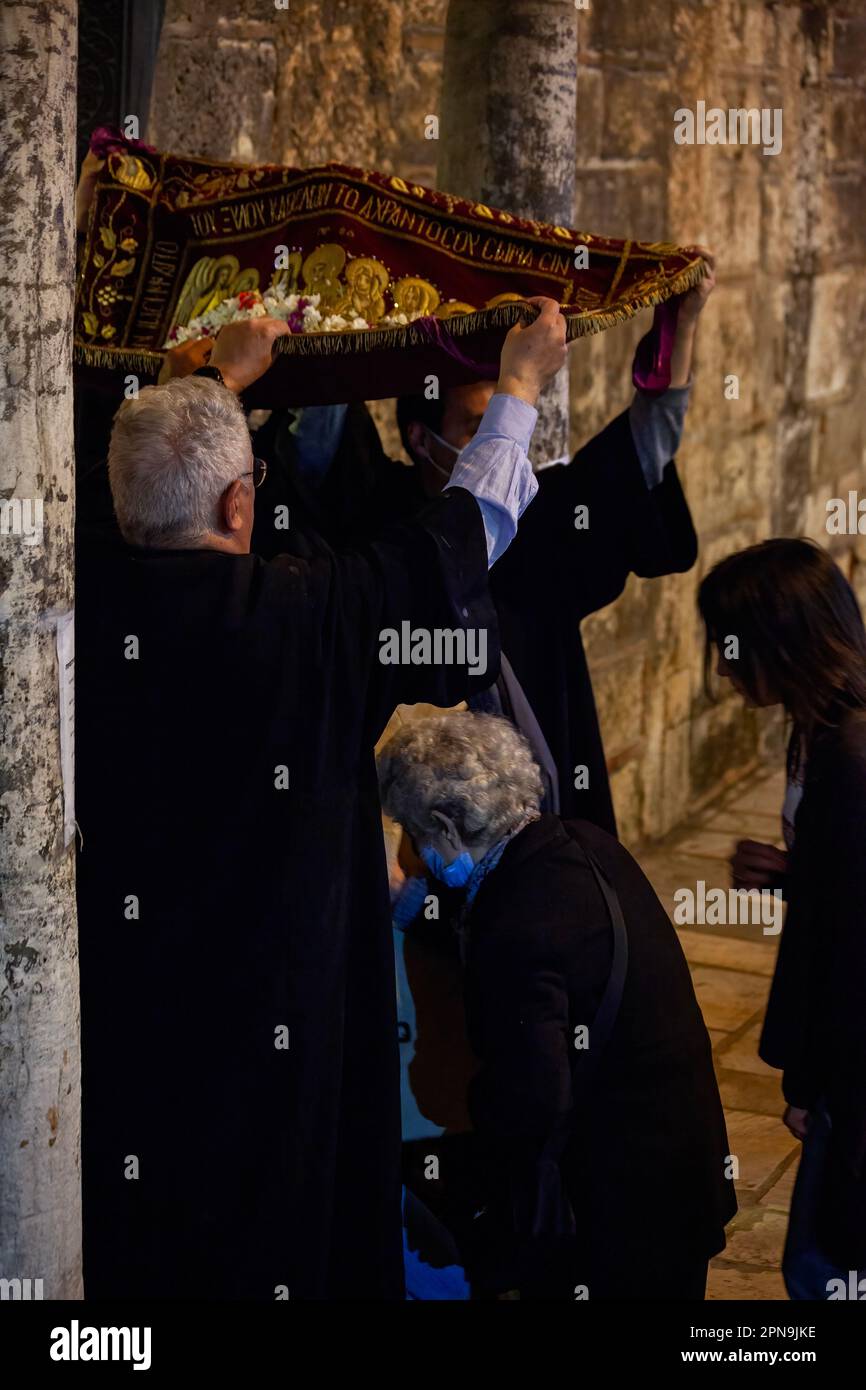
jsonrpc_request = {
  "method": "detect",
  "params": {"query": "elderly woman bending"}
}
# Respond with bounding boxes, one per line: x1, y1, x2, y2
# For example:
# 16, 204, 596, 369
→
378, 712, 736, 1300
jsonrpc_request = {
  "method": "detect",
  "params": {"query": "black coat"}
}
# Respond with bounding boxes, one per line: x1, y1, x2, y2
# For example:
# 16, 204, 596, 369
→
759, 713, 866, 1267
490, 412, 697, 829
462, 815, 737, 1294
75, 487, 498, 1299
253, 404, 698, 834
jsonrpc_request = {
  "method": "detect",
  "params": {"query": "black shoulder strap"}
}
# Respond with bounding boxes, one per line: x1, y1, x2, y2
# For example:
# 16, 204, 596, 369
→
579, 841, 629, 1069
541, 833, 629, 1162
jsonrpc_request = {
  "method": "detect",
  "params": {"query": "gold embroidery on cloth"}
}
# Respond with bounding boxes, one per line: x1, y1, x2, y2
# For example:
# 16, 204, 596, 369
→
172, 255, 261, 330
435, 301, 477, 319
108, 150, 154, 192
301, 243, 346, 310
391, 276, 441, 317
338, 257, 390, 322
485, 292, 527, 308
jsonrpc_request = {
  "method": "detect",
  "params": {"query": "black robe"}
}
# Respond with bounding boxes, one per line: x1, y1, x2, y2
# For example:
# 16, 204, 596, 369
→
489, 412, 697, 830
759, 713, 866, 1267
253, 403, 698, 833
75, 487, 498, 1299
462, 814, 737, 1296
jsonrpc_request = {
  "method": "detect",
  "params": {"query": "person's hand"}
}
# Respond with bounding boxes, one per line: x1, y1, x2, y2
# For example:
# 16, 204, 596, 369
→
497, 296, 568, 406
209, 317, 291, 393
677, 245, 716, 320
388, 860, 407, 906
76, 151, 105, 234
783, 1105, 810, 1141
730, 839, 788, 890
158, 336, 215, 384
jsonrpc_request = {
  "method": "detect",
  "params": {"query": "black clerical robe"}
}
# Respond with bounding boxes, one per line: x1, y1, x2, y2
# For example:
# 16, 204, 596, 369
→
75, 488, 497, 1300
253, 403, 698, 834
489, 409, 698, 831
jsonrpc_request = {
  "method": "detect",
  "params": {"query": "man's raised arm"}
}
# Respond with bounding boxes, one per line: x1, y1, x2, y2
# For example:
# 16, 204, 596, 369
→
448, 296, 567, 566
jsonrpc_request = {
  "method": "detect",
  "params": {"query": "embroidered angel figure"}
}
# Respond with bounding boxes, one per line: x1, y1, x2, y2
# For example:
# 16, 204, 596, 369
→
172, 255, 260, 330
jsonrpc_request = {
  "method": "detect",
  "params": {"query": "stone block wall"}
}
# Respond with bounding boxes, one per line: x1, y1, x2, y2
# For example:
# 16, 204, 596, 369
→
573, 0, 866, 841
147, 0, 866, 847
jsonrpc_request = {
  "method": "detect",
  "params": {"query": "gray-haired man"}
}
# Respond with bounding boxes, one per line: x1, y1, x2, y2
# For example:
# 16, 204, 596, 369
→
76, 305, 568, 1300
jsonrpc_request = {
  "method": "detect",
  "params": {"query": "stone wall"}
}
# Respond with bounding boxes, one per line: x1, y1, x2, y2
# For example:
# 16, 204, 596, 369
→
573, 0, 866, 843
147, 0, 866, 846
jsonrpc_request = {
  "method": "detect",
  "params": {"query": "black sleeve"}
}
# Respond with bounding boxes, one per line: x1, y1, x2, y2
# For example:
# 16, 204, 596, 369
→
492, 409, 698, 622
767, 733, 866, 1168
302, 485, 500, 745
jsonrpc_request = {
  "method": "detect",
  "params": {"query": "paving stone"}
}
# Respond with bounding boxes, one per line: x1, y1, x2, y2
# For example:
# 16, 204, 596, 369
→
724, 777, 786, 816
715, 1021, 779, 1076
684, 913, 782, 947
759, 1154, 800, 1213
642, 857, 782, 943
674, 830, 739, 861
707, 1264, 788, 1300
641, 852, 735, 906
713, 1207, 789, 1270
690, 966, 770, 1032
716, 1069, 785, 1119
699, 809, 783, 841
677, 928, 777, 977
724, 1112, 800, 1195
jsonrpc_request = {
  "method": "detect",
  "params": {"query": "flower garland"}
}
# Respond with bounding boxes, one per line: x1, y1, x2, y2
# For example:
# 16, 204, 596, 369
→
164, 288, 420, 348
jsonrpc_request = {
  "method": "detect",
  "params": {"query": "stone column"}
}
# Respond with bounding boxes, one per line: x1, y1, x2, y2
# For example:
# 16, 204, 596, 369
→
438, 0, 578, 466
0, 0, 82, 1298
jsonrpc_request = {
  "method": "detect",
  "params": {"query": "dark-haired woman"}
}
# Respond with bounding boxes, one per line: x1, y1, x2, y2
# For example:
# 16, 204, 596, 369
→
699, 537, 866, 1300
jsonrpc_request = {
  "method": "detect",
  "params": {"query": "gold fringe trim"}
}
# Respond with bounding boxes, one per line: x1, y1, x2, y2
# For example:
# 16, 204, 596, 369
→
74, 344, 164, 374
74, 259, 707, 374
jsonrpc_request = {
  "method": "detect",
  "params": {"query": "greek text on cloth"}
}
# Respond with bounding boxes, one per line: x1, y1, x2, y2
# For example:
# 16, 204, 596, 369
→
75, 133, 706, 406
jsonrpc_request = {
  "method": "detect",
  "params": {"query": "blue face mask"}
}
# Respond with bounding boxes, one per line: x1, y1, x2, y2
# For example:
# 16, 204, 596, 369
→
421, 844, 475, 889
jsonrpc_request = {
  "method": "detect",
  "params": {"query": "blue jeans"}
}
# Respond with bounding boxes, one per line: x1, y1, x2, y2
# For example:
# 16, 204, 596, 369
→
783, 1103, 866, 1299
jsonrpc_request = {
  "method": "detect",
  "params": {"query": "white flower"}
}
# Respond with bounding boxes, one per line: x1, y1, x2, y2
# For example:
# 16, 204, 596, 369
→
162, 285, 386, 348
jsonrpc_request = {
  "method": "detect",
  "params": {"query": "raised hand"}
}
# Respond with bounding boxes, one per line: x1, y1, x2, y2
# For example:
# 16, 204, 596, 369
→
497, 296, 568, 407
678, 245, 716, 321
209, 317, 291, 393
158, 336, 215, 384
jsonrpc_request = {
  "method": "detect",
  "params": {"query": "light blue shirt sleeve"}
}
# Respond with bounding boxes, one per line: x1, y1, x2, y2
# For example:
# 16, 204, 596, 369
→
446, 393, 539, 566
628, 382, 692, 489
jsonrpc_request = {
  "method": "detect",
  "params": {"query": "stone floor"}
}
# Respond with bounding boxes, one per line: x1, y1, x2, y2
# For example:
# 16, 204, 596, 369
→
639, 764, 797, 1300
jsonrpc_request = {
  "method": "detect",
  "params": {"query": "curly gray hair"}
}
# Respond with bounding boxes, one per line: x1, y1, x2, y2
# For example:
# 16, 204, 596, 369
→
377, 711, 543, 847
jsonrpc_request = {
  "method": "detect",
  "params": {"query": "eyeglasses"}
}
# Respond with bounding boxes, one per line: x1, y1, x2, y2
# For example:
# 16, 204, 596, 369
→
237, 456, 268, 489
